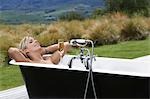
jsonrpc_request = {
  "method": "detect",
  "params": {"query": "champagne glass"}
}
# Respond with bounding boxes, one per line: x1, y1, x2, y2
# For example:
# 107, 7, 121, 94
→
58, 39, 64, 51
58, 39, 64, 64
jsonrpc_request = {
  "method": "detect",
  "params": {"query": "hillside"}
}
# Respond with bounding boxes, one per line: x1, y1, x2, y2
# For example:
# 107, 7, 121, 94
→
0, 0, 105, 24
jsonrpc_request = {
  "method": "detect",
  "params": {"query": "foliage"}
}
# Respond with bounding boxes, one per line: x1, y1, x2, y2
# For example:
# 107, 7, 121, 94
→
87, 20, 120, 45
105, 0, 150, 16
120, 17, 149, 41
36, 25, 63, 46
91, 8, 105, 18
59, 11, 84, 21
61, 20, 83, 40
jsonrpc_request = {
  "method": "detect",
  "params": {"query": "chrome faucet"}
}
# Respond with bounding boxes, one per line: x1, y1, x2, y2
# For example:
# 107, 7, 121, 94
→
68, 56, 77, 68
68, 39, 96, 70
69, 39, 97, 99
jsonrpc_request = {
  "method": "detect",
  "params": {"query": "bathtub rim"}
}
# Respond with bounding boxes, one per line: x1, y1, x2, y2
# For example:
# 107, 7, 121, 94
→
9, 55, 150, 78
9, 59, 89, 72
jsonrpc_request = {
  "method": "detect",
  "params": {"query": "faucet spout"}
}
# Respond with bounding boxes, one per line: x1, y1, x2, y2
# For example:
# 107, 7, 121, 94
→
84, 57, 90, 70
68, 57, 76, 68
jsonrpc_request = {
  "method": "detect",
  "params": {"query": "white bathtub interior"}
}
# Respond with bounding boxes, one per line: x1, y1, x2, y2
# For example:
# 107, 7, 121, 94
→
92, 57, 150, 77
9, 55, 150, 77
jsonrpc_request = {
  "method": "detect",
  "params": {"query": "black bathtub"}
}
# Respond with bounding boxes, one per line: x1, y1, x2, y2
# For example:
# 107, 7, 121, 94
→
10, 55, 150, 99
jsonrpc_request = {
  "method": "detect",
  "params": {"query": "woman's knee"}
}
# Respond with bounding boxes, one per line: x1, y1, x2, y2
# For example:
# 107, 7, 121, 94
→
51, 51, 61, 64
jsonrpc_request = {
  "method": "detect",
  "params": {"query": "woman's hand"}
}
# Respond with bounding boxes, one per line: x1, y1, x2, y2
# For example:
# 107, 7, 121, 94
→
8, 47, 31, 62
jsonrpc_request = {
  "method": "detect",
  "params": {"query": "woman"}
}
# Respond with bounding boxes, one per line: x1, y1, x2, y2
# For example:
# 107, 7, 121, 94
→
8, 36, 71, 64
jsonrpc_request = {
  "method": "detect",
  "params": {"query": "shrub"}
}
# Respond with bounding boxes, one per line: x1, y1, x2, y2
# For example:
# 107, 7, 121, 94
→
37, 32, 63, 46
31, 24, 46, 36
105, 0, 150, 17
145, 17, 150, 32
59, 11, 84, 21
36, 25, 63, 46
120, 17, 149, 41
91, 8, 105, 18
0, 35, 15, 51
81, 19, 96, 30
88, 20, 120, 45
0, 35, 16, 65
16, 24, 46, 36
61, 20, 83, 40
104, 12, 128, 31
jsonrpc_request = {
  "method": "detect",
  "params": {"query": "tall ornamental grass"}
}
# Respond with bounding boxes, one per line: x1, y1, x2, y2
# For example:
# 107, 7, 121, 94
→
120, 17, 149, 41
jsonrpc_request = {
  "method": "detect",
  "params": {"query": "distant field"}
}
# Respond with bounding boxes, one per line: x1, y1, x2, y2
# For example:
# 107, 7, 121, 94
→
0, 3, 100, 24
0, 10, 50, 24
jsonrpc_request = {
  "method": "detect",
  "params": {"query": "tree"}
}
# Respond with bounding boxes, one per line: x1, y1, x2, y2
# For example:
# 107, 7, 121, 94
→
106, 0, 150, 16
59, 11, 84, 21
91, 8, 105, 18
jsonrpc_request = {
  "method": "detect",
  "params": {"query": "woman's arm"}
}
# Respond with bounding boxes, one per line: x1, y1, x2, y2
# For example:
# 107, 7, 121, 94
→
44, 44, 59, 54
42, 42, 71, 64
42, 42, 71, 55
8, 47, 31, 62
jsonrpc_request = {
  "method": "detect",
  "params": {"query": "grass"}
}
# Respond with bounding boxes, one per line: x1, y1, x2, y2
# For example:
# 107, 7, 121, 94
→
0, 38, 150, 91
0, 66, 24, 91
94, 40, 150, 59
0, 51, 24, 91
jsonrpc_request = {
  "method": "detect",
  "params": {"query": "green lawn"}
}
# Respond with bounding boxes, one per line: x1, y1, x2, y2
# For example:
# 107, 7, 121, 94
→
0, 51, 24, 91
94, 38, 150, 58
0, 38, 150, 91
0, 66, 24, 91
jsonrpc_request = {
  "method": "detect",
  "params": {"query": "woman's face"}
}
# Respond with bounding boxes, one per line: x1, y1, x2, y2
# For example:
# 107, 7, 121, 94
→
25, 37, 41, 52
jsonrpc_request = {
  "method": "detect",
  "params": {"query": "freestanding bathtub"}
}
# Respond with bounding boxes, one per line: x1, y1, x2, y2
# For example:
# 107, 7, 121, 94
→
10, 55, 150, 99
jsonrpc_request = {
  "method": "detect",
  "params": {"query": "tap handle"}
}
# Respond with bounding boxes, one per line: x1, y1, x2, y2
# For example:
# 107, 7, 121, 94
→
85, 58, 90, 70
86, 62, 89, 70
68, 58, 73, 68
93, 55, 96, 61
70, 39, 87, 47
68, 57, 76, 68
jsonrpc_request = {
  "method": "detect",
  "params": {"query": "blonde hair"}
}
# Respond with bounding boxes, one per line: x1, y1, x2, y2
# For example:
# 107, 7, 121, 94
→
18, 36, 30, 50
